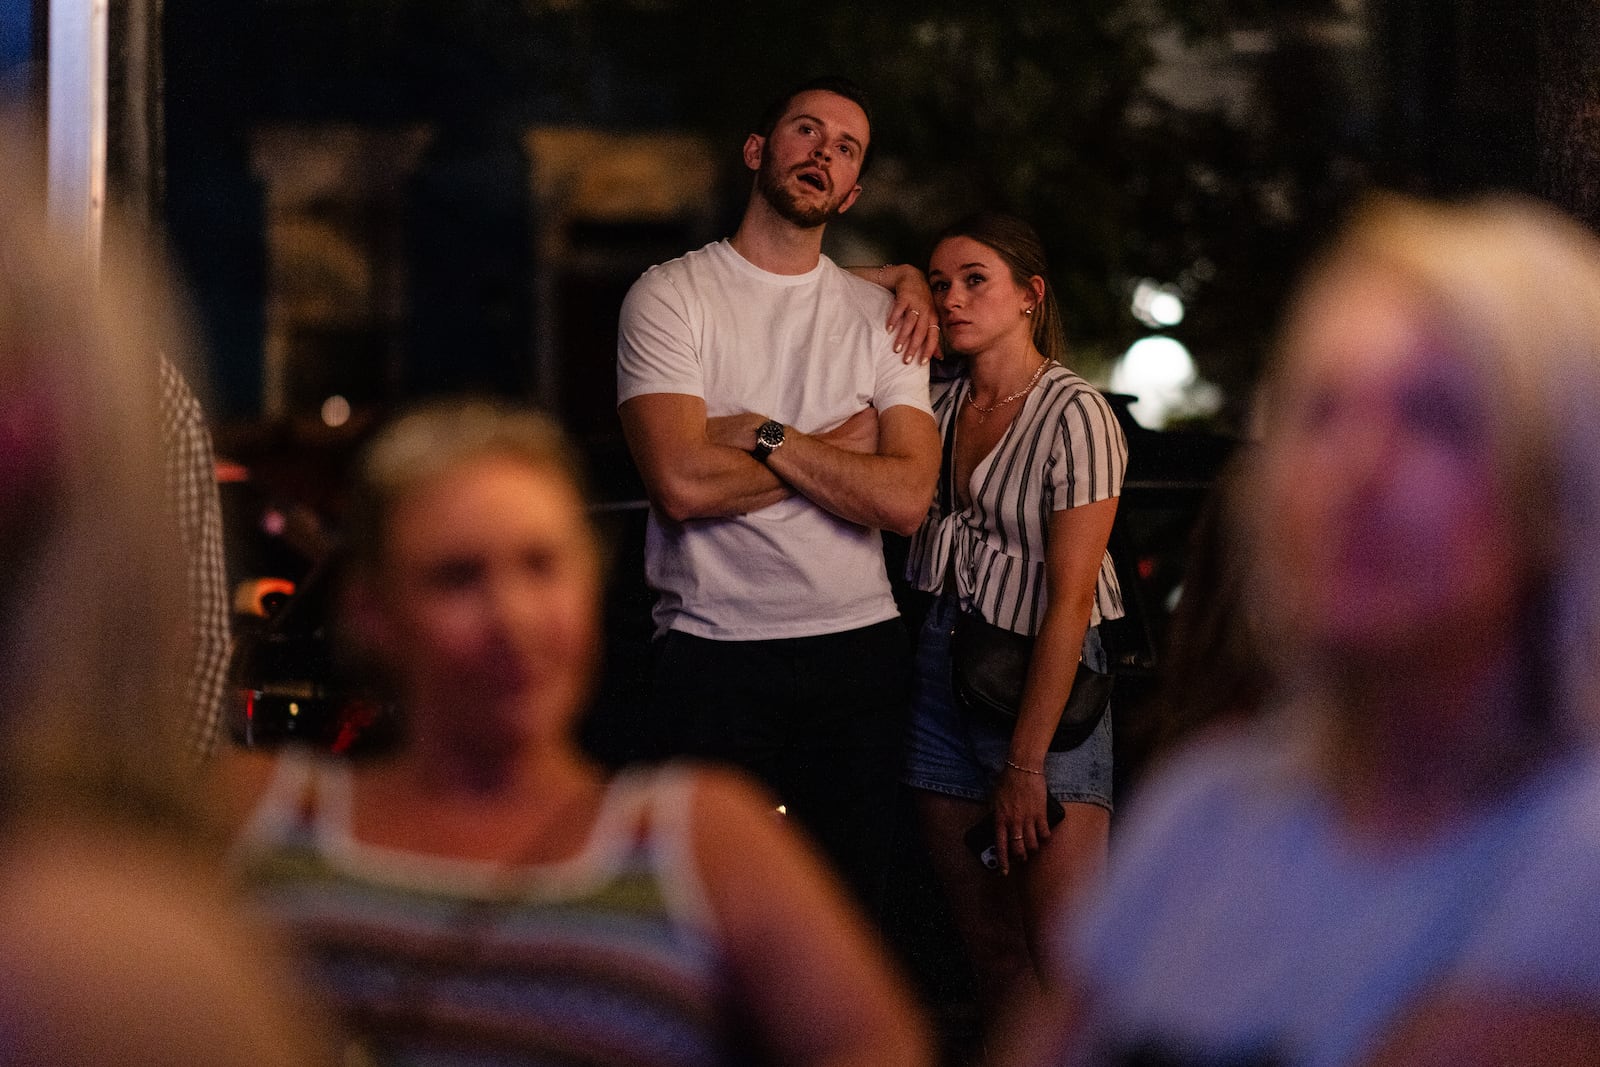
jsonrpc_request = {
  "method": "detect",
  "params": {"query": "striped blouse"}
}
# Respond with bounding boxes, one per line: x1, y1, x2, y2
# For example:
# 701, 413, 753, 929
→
235, 758, 753, 1067
905, 364, 1128, 635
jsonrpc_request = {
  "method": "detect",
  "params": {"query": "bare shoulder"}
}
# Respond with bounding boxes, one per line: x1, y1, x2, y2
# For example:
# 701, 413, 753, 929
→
666, 765, 933, 1067
679, 761, 782, 817
676, 762, 823, 851
672, 763, 837, 902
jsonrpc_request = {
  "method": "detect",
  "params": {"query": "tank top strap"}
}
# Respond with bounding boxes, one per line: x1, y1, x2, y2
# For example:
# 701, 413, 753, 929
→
609, 763, 721, 943
233, 749, 336, 856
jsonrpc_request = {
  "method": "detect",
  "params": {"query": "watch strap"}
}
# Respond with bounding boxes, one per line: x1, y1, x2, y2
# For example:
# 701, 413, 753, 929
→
752, 420, 785, 464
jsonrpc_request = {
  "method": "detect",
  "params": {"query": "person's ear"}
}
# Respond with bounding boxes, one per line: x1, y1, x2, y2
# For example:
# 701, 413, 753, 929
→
742, 133, 765, 174
835, 183, 863, 216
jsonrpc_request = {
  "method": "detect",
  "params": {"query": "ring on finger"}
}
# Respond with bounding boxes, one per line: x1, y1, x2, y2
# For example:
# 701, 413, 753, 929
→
909, 309, 920, 317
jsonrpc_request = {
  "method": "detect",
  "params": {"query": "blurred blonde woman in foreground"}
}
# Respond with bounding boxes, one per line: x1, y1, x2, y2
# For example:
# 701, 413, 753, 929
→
1013, 195, 1600, 1067
228, 399, 933, 1067
0, 157, 328, 1063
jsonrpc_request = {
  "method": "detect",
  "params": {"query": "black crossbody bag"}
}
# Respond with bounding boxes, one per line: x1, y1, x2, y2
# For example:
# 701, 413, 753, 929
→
941, 391, 1113, 751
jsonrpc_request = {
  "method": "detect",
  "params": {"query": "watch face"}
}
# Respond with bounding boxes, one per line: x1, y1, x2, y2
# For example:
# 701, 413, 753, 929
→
757, 420, 785, 449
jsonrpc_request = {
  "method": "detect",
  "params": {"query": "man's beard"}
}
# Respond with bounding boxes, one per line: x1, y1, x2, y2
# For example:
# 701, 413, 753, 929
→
756, 155, 842, 229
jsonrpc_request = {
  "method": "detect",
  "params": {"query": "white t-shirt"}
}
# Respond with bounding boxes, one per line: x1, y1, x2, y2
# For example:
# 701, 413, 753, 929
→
617, 240, 932, 640
1061, 719, 1600, 1067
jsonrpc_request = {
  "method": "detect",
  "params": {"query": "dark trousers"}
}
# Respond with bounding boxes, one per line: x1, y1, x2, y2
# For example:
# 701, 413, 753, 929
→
649, 619, 912, 920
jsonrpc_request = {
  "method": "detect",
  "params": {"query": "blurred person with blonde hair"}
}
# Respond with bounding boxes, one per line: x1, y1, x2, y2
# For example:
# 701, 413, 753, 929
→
228, 398, 933, 1067
0, 147, 329, 1063
1008, 194, 1600, 1067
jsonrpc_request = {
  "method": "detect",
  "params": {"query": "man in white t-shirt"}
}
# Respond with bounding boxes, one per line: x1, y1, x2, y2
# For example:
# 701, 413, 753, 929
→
617, 77, 940, 915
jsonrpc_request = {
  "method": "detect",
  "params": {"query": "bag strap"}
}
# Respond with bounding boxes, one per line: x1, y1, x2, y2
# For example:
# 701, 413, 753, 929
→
939, 385, 961, 516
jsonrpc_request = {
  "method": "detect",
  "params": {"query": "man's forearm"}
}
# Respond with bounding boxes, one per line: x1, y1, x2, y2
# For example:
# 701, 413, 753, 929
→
620, 395, 793, 522
763, 413, 939, 536
648, 441, 795, 521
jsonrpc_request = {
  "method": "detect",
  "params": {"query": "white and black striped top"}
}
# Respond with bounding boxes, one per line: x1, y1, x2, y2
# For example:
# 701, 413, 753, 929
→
905, 364, 1128, 635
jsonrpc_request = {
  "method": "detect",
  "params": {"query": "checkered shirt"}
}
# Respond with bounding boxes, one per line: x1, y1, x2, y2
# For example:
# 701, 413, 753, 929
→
160, 356, 233, 759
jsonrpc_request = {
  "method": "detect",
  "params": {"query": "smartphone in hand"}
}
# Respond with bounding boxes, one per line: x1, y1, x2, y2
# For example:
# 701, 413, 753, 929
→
964, 794, 1067, 872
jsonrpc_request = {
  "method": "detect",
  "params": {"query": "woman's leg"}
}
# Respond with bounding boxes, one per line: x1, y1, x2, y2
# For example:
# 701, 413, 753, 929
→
915, 789, 1033, 1019
1019, 800, 1109, 977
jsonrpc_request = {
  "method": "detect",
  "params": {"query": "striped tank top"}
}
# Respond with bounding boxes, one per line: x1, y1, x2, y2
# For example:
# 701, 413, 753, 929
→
235, 758, 755, 1067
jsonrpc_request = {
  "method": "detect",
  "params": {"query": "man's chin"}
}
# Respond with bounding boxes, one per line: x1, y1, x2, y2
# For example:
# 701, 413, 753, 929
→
773, 201, 832, 228
758, 184, 835, 229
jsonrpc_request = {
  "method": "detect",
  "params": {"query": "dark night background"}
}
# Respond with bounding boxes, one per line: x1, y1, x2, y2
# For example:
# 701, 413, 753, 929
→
148, 0, 1547, 434
3, 0, 1583, 503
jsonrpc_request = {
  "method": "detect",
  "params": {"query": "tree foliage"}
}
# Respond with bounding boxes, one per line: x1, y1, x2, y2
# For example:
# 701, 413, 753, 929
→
223, 0, 1372, 426
622, 0, 1368, 422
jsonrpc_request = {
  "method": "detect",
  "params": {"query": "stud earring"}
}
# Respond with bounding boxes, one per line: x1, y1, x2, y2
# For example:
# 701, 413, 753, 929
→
1023, 306, 1034, 316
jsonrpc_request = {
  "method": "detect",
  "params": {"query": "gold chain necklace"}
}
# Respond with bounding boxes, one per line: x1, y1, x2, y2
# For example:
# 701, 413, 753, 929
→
966, 359, 1053, 424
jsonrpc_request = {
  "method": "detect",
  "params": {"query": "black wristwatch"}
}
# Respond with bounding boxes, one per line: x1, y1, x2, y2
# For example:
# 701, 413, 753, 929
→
751, 419, 786, 463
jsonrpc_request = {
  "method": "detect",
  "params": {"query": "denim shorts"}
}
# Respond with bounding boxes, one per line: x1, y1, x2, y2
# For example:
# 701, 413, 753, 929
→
901, 592, 1113, 810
